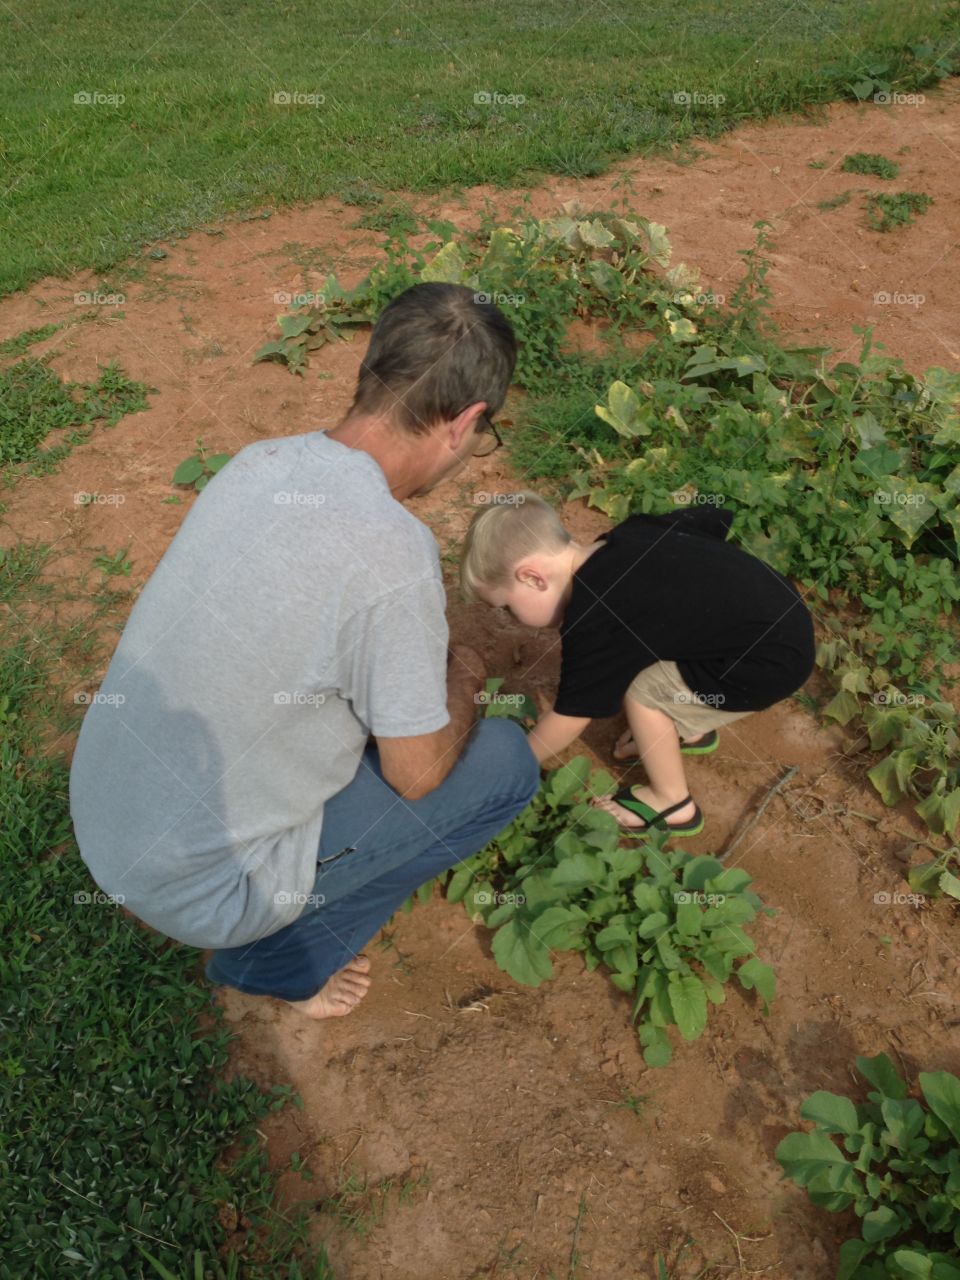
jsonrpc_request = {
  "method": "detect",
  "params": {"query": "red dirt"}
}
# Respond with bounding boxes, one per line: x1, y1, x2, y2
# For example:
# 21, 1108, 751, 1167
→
3, 81, 958, 1279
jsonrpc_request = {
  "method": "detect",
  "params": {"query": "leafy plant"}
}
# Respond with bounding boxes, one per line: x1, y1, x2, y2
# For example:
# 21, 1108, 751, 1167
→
865, 191, 933, 232
841, 153, 899, 179
93, 547, 133, 577
0, 357, 151, 468
477, 675, 538, 723
776, 1053, 960, 1278
171, 437, 232, 492
443, 755, 776, 1067
819, 190, 854, 212
0, 322, 61, 358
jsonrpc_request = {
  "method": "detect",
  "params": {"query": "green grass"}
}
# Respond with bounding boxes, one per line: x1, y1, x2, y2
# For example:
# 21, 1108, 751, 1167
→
0, 540, 336, 1280
0, 356, 152, 475
865, 189, 935, 230
0, 323, 63, 357
840, 150, 900, 177
1, 0, 955, 295
817, 188, 855, 210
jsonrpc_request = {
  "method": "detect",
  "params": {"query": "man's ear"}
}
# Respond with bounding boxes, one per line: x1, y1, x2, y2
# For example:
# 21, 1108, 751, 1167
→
448, 402, 486, 451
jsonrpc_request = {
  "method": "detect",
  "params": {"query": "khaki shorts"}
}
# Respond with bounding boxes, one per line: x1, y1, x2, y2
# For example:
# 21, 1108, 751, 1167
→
625, 660, 753, 742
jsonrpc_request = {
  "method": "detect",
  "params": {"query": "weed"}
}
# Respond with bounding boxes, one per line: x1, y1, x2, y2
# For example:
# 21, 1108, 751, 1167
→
817, 189, 854, 211
93, 547, 133, 577
840, 151, 899, 178
352, 203, 420, 237
865, 190, 933, 231
172, 437, 233, 492
0, 357, 152, 470
0, 323, 62, 357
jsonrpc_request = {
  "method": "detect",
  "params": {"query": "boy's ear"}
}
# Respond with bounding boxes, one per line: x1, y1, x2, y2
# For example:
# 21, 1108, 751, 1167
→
515, 562, 546, 591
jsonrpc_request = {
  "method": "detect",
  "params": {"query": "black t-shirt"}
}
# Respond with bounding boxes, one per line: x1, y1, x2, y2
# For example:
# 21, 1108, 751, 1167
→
553, 507, 815, 719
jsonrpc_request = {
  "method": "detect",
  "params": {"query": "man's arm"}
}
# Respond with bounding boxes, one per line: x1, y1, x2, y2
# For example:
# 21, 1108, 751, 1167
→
526, 708, 591, 766
376, 645, 485, 800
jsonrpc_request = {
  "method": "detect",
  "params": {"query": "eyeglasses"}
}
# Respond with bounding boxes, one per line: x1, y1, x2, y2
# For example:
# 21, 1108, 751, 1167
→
472, 411, 504, 457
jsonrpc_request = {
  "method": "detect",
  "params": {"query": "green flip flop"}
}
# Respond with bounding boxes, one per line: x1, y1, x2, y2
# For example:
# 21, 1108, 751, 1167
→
680, 729, 719, 756
607, 788, 704, 839
614, 729, 719, 762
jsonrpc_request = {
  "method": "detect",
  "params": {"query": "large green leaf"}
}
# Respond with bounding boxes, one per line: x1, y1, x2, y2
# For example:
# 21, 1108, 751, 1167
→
775, 1129, 857, 1188
881, 1097, 926, 1149
856, 1052, 908, 1100
737, 957, 776, 1009
868, 754, 905, 806
919, 1072, 960, 1143
667, 974, 708, 1040
800, 1091, 860, 1135
637, 1023, 672, 1068
861, 1205, 902, 1243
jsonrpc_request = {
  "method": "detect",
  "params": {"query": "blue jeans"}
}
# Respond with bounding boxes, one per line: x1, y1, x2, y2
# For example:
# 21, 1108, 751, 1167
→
204, 719, 540, 1002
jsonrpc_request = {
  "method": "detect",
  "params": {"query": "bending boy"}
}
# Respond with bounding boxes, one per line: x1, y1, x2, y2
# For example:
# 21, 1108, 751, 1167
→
461, 492, 815, 836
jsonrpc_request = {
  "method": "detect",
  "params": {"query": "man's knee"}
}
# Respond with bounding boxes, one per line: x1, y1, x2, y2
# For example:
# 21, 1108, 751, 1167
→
465, 718, 541, 807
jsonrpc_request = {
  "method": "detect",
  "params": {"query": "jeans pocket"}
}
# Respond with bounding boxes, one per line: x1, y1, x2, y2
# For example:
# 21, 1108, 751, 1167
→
317, 845, 355, 869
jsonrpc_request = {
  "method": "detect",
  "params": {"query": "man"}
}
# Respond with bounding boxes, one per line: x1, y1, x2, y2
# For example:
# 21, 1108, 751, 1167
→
68, 282, 541, 1020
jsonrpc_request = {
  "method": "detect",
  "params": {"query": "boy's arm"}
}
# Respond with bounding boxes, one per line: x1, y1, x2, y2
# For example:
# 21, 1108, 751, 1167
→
527, 708, 591, 766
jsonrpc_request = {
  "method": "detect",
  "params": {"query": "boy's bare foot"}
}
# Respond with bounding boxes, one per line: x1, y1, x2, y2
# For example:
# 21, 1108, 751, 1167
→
285, 954, 372, 1020
592, 784, 697, 830
612, 729, 706, 760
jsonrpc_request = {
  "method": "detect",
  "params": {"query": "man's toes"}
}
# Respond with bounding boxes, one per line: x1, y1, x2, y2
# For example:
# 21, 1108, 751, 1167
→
348, 954, 371, 973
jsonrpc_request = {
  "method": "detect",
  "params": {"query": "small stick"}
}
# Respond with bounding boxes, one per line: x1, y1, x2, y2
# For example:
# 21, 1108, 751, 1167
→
721, 766, 799, 859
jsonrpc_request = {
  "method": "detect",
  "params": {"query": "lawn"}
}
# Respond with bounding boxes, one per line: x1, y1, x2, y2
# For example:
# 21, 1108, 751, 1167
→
0, 0, 953, 294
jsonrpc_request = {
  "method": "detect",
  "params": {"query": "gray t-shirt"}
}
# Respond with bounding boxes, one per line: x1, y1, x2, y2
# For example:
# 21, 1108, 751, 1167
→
68, 431, 450, 949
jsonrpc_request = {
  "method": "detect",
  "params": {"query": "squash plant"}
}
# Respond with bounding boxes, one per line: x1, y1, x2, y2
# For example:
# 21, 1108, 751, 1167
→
444, 755, 776, 1067
776, 1054, 960, 1278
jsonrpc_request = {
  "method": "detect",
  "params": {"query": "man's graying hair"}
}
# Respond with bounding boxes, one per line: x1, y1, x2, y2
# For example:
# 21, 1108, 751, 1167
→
348, 283, 518, 435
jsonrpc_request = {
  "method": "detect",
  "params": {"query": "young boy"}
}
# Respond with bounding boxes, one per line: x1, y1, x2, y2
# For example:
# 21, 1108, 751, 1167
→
460, 492, 815, 836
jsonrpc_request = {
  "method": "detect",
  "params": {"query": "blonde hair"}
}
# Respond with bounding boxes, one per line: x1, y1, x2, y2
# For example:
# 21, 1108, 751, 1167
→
460, 491, 571, 603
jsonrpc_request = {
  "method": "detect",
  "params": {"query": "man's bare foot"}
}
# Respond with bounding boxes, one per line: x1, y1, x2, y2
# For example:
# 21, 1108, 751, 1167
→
285, 954, 372, 1020
592, 784, 696, 830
